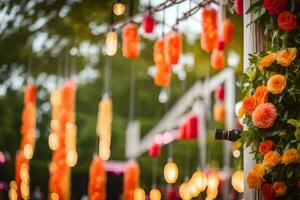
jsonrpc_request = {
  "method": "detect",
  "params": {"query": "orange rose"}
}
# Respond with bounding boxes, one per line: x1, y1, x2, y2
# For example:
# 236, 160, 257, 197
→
273, 182, 287, 197
247, 171, 263, 189
267, 74, 286, 94
254, 86, 268, 104
242, 96, 257, 114
263, 151, 281, 170
277, 11, 298, 32
247, 164, 265, 189
276, 48, 297, 67
259, 53, 276, 70
259, 140, 274, 155
282, 148, 298, 165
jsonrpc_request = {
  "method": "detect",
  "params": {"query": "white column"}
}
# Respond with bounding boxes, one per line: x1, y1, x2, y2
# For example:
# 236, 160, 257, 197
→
243, 1, 264, 199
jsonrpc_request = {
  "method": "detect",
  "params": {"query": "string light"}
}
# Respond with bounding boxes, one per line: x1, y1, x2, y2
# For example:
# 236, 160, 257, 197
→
8, 181, 17, 200
48, 133, 59, 150
179, 181, 191, 200
231, 170, 244, 193
150, 188, 161, 200
163, 161, 179, 184
113, 1, 126, 16
191, 170, 207, 192
134, 187, 146, 200
106, 31, 118, 56
23, 144, 33, 160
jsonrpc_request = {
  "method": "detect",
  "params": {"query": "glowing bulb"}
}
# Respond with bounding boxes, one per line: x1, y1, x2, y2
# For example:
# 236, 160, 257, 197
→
50, 90, 60, 106
164, 161, 179, 184
24, 144, 33, 160
206, 187, 218, 199
231, 170, 244, 193
150, 188, 161, 200
179, 181, 191, 200
233, 149, 241, 158
113, 2, 126, 16
106, 31, 118, 56
48, 133, 59, 150
66, 150, 78, 167
9, 187, 17, 200
187, 181, 199, 197
191, 170, 207, 192
207, 172, 219, 190
50, 193, 59, 200
134, 187, 146, 200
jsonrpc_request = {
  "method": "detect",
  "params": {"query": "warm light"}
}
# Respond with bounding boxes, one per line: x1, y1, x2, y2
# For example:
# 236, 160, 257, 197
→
66, 150, 78, 167
191, 170, 207, 192
50, 90, 60, 106
134, 187, 146, 200
106, 31, 118, 56
179, 181, 191, 200
207, 172, 219, 190
150, 188, 161, 200
206, 187, 218, 199
9, 181, 17, 200
48, 133, 59, 150
231, 170, 244, 193
187, 181, 199, 197
233, 149, 241, 158
163, 161, 179, 184
50, 193, 59, 200
24, 144, 33, 160
113, 2, 126, 16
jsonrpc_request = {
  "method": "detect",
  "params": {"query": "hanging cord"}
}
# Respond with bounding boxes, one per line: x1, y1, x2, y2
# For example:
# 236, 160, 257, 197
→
103, 53, 112, 96
152, 157, 158, 187
185, 143, 191, 177
161, 3, 166, 37
128, 63, 136, 121
26, 55, 33, 85
70, 55, 77, 79
129, 0, 135, 18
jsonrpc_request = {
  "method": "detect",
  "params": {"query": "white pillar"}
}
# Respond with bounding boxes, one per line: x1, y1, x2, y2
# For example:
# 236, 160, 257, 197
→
243, 1, 264, 199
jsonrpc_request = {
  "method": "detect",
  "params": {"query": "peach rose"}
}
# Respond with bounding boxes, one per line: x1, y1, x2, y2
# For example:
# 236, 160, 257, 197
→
252, 103, 277, 129
259, 140, 274, 155
254, 86, 268, 104
273, 182, 287, 197
263, 151, 281, 170
282, 148, 298, 165
267, 74, 286, 94
252, 163, 265, 178
242, 96, 257, 114
259, 53, 276, 70
276, 48, 297, 67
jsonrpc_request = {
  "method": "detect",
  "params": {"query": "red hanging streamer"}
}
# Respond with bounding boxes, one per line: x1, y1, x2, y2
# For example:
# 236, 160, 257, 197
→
123, 162, 140, 200
201, 7, 218, 53
122, 23, 140, 59
88, 156, 106, 200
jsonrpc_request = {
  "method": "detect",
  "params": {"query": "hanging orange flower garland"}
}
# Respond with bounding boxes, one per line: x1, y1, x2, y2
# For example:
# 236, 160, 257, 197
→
123, 162, 140, 200
165, 31, 182, 65
201, 6, 218, 53
14, 84, 37, 199
153, 38, 171, 87
49, 80, 77, 200
88, 156, 106, 200
122, 23, 140, 59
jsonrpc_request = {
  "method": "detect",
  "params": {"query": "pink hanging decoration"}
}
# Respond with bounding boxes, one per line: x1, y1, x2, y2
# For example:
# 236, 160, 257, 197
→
186, 115, 198, 139
234, 0, 243, 15
142, 14, 155, 34
215, 86, 225, 101
149, 143, 161, 158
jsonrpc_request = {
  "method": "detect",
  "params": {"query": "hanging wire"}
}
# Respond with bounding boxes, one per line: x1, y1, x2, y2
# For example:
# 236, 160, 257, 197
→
26, 55, 33, 85
103, 54, 112, 95
161, 3, 166, 37
128, 63, 136, 121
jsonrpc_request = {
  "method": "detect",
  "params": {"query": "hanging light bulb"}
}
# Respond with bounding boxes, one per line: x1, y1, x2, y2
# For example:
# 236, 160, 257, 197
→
191, 170, 207, 192
163, 161, 178, 184
48, 133, 59, 150
23, 144, 33, 160
106, 31, 118, 56
179, 181, 191, 200
113, 1, 126, 16
187, 181, 199, 197
134, 187, 146, 200
150, 188, 161, 200
231, 170, 244, 193
66, 150, 78, 167
207, 172, 219, 190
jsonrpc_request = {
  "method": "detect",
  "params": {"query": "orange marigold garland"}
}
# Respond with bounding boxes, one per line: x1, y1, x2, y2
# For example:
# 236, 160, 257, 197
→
153, 38, 171, 87
221, 19, 234, 45
123, 162, 140, 200
88, 156, 106, 200
49, 80, 77, 200
201, 7, 218, 53
165, 31, 182, 65
122, 23, 139, 59
14, 84, 37, 199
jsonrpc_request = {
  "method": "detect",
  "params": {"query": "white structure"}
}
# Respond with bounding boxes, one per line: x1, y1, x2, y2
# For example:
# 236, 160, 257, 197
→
125, 67, 235, 198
